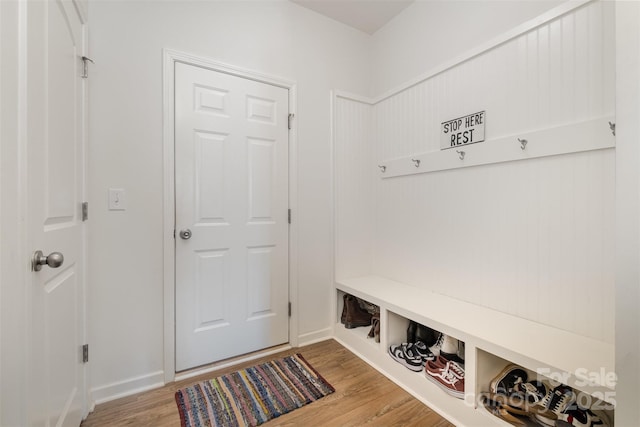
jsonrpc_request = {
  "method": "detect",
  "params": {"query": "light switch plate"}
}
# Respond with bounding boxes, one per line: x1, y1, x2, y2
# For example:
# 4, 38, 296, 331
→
108, 188, 126, 211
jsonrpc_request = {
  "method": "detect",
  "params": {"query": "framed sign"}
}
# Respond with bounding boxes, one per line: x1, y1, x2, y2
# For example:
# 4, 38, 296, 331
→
441, 111, 486, 150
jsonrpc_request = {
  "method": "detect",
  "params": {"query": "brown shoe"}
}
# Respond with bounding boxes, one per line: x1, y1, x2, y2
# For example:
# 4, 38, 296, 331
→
340, 294, 348, 324
343, 294, 372, 329
374, 315, 380, 343
368, 313, 380, 342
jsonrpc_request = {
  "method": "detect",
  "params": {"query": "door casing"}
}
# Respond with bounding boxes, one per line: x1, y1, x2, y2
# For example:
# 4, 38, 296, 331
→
162, 49, 299, 382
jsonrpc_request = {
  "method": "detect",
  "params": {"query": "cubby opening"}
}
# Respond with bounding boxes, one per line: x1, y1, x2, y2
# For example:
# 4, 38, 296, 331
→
387, 312, 466, 391
336, 290, 380, 348
476, 349, 615, 426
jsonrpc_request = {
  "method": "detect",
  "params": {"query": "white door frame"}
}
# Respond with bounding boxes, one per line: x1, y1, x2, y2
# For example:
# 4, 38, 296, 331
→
162, 49, 299, 383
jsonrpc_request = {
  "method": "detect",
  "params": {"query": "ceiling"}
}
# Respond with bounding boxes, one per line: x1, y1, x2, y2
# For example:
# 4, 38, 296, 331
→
290, 0, 414, 35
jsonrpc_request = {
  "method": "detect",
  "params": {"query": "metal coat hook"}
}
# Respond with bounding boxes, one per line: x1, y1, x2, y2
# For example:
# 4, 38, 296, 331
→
609, 121, 616, 136
456, 150, 465, 160
81, 56, 94, 79
518, 138, 528, 150
411, 159, 421, 168
378, 165, 386, 173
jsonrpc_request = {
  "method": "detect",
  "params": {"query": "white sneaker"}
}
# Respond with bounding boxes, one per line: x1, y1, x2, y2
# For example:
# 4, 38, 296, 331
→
431, 333, 464, 364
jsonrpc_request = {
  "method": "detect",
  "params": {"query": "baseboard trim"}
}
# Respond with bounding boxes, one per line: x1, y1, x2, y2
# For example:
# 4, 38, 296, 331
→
89, 371, 165, 407
297, 328, 333, 346
88, 329, 332, 408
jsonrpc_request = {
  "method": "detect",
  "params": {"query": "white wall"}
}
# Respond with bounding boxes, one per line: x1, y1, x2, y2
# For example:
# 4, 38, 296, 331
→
371, 1, 615, 343
334, 95, 373, 281
370, 0, 565, 95
614, 1, 640, 423
88, 0, 370, 402
336, 0, 617, 342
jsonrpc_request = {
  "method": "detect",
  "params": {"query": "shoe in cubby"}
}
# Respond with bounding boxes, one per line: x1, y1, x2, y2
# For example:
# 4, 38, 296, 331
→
486, 363, 557, 423
424, 358, 465, 399
490, 364, 528, 396
531, 384, 576, 426
388, 342, 424, 372
367, 313, 380, 343
557, 406, 608, 427
431, 333, 464, 365
342, 294, 372, 329
407, 320, 440, 347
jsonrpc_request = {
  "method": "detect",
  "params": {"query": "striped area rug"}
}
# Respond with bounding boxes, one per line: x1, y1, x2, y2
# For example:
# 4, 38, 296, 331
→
175, 353, 335, 427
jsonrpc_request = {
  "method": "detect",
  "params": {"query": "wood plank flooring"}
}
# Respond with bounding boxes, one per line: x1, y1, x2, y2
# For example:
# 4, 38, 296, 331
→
81, 339, 454, 427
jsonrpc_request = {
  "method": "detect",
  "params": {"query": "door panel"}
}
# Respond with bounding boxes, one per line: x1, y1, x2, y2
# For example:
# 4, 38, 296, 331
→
195, 249, 228, 330
175, 63, 289, 371
194, 132, 226, 223
248, 138, 276, 220
28, 0, 85, 425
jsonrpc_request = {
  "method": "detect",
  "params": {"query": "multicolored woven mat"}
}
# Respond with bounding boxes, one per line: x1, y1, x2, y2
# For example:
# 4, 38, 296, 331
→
175, 353, 335, 427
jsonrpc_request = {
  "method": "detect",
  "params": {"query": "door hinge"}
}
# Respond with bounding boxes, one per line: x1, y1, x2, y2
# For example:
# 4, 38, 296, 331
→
82, 344, 89, 363
288, 209, 291, 224
288, 302, 292, 317
81, 202, 89, 221
609, 121, 616, 136
288, 113, 294, 130
81, 56, 94, 79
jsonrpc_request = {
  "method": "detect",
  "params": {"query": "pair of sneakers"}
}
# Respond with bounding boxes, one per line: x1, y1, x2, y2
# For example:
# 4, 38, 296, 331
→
486, 364, 556, 425
388, 341, 434, 372
487, 364, 609, 427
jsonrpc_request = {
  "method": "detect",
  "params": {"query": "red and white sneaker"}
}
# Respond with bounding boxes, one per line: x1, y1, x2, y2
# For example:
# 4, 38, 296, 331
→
425, 359, 465, 399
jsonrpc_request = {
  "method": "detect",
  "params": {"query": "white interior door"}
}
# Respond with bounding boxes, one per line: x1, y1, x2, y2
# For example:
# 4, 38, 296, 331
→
27, 0, 86, 425
175, 63, 290, 371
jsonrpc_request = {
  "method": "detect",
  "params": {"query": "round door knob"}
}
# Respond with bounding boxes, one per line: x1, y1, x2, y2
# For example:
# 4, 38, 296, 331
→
179, 229, 192, 240
32, 250, 64, 272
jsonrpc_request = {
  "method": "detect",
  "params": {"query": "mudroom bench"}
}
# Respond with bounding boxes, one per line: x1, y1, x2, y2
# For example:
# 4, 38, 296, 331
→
333, 275, 615, 426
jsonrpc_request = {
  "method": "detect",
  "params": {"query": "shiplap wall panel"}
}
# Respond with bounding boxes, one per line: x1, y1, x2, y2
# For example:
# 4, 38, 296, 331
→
373, 151, 615, 342
334, 96, 373, 281
369, 1, 615, 343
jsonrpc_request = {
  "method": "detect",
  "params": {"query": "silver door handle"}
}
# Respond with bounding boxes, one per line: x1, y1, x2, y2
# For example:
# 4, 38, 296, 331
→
32, 250, 64, 271
179, 229, 192, 240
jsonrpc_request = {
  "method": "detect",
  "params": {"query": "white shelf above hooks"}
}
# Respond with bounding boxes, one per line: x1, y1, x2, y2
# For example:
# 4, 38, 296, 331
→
377, 116, 615, 179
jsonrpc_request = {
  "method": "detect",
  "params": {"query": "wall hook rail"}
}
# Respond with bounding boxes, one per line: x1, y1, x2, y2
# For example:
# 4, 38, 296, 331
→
378, 165, 386, 173
518, 138, 528, 150
456, 150, 465, 160
411, 159, 421, 168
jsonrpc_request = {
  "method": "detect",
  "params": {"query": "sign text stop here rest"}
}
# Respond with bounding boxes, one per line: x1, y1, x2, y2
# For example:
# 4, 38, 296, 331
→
441, 111, 486, 150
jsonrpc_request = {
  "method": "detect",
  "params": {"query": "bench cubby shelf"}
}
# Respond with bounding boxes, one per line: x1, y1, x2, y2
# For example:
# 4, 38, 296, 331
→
334, 275, 615, 426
